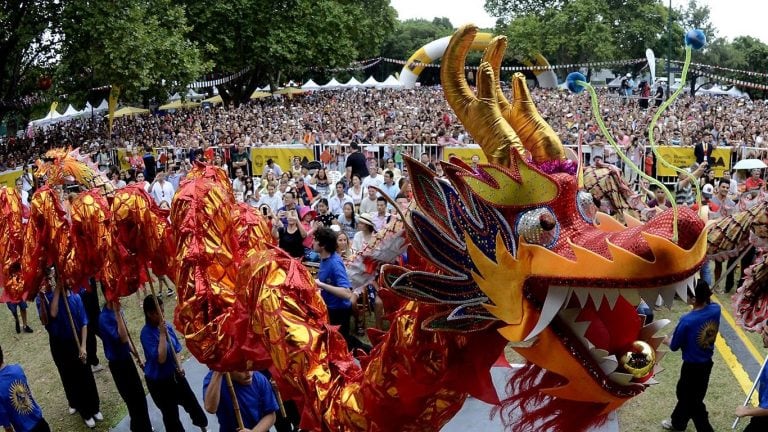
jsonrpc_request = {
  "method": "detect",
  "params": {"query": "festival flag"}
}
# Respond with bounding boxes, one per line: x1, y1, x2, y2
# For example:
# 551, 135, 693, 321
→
108, 85, 120, 134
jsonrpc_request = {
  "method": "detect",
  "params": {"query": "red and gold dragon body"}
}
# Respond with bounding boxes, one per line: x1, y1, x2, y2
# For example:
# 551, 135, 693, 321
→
1, 26, 719, 432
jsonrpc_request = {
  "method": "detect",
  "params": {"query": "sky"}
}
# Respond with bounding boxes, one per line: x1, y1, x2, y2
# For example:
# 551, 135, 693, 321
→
390, 0, 768, 44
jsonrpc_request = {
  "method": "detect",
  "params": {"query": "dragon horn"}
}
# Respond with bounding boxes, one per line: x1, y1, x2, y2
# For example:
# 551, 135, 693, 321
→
479, 37, 565, 163
441, 25, 526, 167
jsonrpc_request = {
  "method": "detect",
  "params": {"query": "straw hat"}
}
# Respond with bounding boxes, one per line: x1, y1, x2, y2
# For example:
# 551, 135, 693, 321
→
357, 213, 375, 228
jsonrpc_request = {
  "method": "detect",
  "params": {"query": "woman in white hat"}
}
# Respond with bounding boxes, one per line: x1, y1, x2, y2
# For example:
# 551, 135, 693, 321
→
352, 213, 375, 252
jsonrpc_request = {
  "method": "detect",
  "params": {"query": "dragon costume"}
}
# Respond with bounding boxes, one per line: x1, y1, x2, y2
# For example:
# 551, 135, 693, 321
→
2, 26, 717, 432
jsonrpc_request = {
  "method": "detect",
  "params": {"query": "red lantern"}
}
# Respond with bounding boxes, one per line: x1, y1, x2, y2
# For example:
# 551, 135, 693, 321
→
38, 76, 52, 90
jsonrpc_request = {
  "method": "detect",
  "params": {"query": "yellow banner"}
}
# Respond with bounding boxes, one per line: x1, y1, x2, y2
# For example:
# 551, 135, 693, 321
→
251, 147, 314, 176
0, 169, 23, 188
108, 85, 120, 133
655, 146, 731, 177
441, 147, 488, 165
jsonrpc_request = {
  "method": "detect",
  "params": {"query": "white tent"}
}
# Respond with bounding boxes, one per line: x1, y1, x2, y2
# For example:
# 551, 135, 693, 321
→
94, 99, 109, 112
168, 92, 182, 101
301, 79, 321, 90
362, 76, 381, 88
322, 78, 343, 90
29, 107, 63, 128
344, 77, 364, 88
726, 86, 748, 98
376, 75, 403, 89
258, 84, 271, 91
703, 84, 728, 95
185, 88, 206, 100
61, 104, 82, 118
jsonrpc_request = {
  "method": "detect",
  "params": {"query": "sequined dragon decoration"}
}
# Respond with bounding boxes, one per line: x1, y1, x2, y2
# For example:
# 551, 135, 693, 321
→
167, 26, 708, 432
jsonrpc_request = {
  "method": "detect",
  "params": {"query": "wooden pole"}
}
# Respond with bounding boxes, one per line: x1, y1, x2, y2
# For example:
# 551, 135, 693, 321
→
224, 373, 245, 430
119, 310, 144, 368
144, 264, 182, 373
270, 377, 287, 418
733, 354, 768, 429
714, 245, 754, 292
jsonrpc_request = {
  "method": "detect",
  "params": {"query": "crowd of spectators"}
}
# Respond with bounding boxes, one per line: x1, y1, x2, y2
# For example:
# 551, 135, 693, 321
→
2, 85, 767, 173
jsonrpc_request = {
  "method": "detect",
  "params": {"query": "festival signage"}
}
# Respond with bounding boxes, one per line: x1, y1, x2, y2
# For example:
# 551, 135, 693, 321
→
654, 146, 731, 177
0, 168, 22, 187
250, 146, 315, 175
442, 148, 488, 165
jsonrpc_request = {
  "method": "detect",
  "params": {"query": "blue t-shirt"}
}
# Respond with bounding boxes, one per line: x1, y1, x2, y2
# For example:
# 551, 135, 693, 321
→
98, 306, 132, 362
202, 371, 279, 432
318, 253, 352, 310
35, 291, 87, 340
759, 357, 768, 409
140, 321, 182, 381
0, 364, 44, 432
669, 302, 721, 363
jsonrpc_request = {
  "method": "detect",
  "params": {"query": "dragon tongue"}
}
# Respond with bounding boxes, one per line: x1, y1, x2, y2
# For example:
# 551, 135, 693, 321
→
524, 286, 572, 341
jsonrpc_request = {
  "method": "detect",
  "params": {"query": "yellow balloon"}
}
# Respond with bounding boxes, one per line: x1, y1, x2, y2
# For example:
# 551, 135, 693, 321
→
619, 340, 656, 379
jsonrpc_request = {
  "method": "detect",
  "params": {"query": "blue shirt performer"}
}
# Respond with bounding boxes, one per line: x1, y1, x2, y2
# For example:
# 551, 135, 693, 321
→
734, 320, 768, 431
98, 299, 153, 432
202, 370, 279, 432
34, 274, 102, 429
0, 344, 50, 432
140, 295, 208, 432
661, 280, 720, 432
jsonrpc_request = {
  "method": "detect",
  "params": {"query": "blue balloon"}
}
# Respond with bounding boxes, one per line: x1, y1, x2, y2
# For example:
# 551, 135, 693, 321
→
566, 72, 587, 94
685, 29, 706, 50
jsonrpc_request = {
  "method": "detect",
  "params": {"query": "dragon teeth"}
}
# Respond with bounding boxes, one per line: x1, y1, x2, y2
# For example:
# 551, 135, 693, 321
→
524, 286, 571, 341
607, 371, 634, 386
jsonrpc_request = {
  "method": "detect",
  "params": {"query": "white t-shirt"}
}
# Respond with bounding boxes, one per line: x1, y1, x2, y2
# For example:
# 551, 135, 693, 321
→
151, 181, 175, 206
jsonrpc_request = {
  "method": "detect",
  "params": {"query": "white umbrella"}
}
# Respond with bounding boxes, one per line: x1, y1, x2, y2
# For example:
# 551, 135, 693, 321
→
733, 159, 767, 170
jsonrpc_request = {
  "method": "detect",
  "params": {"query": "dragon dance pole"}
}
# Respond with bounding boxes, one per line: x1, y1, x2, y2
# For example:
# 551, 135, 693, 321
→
270, 377, 288, 418
713, 245, 754, 292
144, 264, 182, 373
53, 268, 86, 363
224, 373, 245, 430
119, 310, 145, 368
733, 354, 768, 429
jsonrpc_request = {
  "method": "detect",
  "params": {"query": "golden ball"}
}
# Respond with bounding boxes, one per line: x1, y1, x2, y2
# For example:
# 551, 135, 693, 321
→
619, 340, 656, 379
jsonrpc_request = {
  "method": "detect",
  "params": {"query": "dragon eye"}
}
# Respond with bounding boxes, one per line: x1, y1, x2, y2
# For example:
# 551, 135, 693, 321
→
515, 207, 559, 248
576, 190, 598, 224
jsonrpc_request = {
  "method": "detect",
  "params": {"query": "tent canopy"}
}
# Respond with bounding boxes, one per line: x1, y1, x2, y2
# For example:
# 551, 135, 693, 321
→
301, 79, 321, 90
377, 75, 403, 89
251, 90, 272, 99
362, 76, 381, 88
202, 95, 223, 104
273, 87, 306, 95
159, 100, 201, 110
322, 78, 342, 90
111, 106, 149, 118
344, 77, 364, 88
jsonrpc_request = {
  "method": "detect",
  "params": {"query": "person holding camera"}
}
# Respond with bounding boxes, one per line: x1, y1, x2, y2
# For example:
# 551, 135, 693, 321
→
271, 207, 307, 259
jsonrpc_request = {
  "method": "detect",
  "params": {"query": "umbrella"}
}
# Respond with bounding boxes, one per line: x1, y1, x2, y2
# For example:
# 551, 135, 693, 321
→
201, 95, 223, 105
250, 90, 272, 99
733, 159, 767, 170
274, 87, 306, 96
158, 100, 201, 110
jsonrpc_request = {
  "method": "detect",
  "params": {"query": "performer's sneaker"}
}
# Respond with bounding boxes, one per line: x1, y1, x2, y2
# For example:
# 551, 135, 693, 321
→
23, 325, 33, 333
14, 319, 20, 334
166, 288, 175, 298
84, 417, 96, 428
94, 412, 104, 421
68, 407, 77, 415
660, 419, 683, 431
91, 364, 104, 373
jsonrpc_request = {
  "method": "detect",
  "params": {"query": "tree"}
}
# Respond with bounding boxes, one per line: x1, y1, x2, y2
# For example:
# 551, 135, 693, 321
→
57, 0, 209, 105
181, 0, 396, 105
485, 0, 572, 20
0, 0, 62, 124
380, 19, 455, 62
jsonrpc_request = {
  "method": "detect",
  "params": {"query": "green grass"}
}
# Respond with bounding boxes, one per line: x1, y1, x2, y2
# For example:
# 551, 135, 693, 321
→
1, 289, 188, 431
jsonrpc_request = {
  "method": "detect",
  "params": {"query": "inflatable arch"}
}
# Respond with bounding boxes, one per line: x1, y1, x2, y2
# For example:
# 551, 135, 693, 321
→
399, 32, 559, 89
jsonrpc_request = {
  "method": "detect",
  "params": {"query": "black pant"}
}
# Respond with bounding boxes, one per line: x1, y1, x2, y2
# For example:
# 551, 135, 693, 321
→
146, 372, 208, 432
273, 399, 302, 432
725, 247, 756, 293
81, 283, 101, 366
30, 418, 51, 432
670, 361, 714, 432
744, 416, 768, 431
49, 336, 100, 419
110, 358, 153, 432
328, 307, 370, 353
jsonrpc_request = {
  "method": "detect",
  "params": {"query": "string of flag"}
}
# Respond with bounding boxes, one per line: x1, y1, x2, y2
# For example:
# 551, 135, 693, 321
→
692, 68, 768, 91
187, 67, 253, 89
671, 59, 768, 79
311, 58, 383, 73
381, 57, 646, 71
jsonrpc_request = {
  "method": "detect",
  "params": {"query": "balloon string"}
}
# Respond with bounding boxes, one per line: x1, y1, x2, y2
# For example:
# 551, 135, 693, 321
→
648, 46, 700, 210
578, 80, 678, 241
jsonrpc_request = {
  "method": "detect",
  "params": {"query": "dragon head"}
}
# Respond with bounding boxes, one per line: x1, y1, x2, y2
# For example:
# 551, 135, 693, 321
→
383, 25, 708, 430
